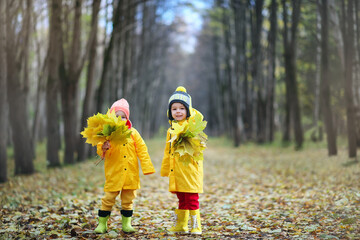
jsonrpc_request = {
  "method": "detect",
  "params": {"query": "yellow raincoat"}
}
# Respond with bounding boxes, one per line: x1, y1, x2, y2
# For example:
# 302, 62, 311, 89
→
160, 109, 204, 193
97, 128, 155, 192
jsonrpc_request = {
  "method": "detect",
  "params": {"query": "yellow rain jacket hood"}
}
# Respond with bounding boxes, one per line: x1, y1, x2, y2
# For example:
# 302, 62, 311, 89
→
161, 108, 204, 193
97, 127, 155, 192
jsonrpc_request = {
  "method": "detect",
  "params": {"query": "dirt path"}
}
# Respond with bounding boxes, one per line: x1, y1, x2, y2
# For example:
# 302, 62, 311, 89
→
1, 138, 359, 239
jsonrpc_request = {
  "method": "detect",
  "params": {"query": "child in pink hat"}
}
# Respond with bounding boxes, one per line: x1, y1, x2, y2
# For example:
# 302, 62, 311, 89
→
94, 98, 156, 234
109, 99, 132, 128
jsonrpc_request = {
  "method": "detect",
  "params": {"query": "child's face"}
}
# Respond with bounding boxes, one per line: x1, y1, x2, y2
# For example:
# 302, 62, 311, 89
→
116, 110, 127, 121
171, 102, 187, 121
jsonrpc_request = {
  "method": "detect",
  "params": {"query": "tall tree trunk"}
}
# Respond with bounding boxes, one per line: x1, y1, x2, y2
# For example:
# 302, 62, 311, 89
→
139, 1, 152, 134
313, 6, 322, 142
22, 0, 32, 114
121, 0, 132, 98
97, 1, 122, 113
282, 0, 291, 143
265, 0, 277, 142
282, 0, 304, 149
113, 0, 125, 100
232, 0, 245, 145
59, 0, 83, 164
46, 0, 62, 167
320, 0, 337, 156
341, 0, 357, 158
134, 0, 148, 127
32, 13, 48, 144
213, 0, 229, 135
33, 63, 47, 144
212, 34, 223, 135
329, 0, 345, 69
144, 6, 163, 138
60, 0, 99, 164
241, 1, 250, 141
251, 0, 265, 143
353, 0, 360, 147
0, 0, 8, 183
6, 0, 34, 175
129, 1, 137, 101
138, 1, 164, 136
221, 1, 238, 146
77, 0, 101, 162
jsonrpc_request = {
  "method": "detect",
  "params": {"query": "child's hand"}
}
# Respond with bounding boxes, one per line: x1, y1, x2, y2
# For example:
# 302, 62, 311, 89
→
102, 140, 110, 151
100, 140, 111, 161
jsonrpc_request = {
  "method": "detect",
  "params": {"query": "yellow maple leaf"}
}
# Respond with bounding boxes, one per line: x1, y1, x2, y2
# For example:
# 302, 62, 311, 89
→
81, 110, 131, 147
169, 109, 208, 163
188, 112, 207, 136
109, 124, 131, 145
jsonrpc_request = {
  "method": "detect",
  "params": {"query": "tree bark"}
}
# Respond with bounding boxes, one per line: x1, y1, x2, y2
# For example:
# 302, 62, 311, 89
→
251, 0, 265, 143
282, 0, 291, 143
212, 33, 223, 135
60, 0, 101, 164
320, 0, 337, 156
137, 1, 166, 137
265, 0, 277, 142
46, 0, 62, 167
312, 5, 322, 142
112, 0, 125, 100
77, 0, 101, 162
241, 1, 250, 141
121, 0, 136, 98
58, 0, 83, 164
6, 0, 34, 175
97, 1, 123, 113
341, 0, 357, 158
282, 0, 304, 149
0, 0, 8, 182
221, 1, 239, 146
32, 10, 48, 144
353, 0, 360, 147
232, 0, 246, 145
212, 0, 229, 135
22, 0, 32, 113
329, 0, 345, 69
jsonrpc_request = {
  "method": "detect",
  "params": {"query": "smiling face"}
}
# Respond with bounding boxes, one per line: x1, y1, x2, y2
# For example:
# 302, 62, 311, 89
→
171, 102, 187, 121
115, 110, 127, 121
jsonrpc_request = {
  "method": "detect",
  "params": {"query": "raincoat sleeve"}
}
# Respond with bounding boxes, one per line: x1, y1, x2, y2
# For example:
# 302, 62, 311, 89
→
160, 129, 171, 177
133, 129, 155, 175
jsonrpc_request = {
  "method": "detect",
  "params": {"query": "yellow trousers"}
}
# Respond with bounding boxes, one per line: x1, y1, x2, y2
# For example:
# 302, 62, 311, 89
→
101, 189, 137, 211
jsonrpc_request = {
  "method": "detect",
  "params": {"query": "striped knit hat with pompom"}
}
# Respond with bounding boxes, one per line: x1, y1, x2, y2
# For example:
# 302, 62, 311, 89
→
168, 86, 192, 120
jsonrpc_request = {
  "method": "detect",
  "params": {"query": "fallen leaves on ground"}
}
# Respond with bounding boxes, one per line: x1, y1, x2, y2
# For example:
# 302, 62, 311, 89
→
1, 138, 359, 239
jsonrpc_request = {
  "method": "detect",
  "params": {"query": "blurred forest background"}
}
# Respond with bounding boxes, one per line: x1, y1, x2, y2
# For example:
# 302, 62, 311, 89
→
1, 0, 360, 183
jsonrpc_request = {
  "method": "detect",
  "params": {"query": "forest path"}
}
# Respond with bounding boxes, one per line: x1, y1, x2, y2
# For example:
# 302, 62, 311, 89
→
1, 138, 359, 239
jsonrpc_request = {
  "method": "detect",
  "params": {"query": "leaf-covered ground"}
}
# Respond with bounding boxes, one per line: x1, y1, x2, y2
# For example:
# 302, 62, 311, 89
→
1, 138, 359, 239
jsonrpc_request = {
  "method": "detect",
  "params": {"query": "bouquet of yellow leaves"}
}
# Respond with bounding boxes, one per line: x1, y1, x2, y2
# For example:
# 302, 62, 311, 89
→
81, 109, 132, 164
169, 110, 208, 164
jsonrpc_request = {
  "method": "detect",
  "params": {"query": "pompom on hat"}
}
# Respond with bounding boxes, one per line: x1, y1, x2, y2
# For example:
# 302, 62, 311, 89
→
110, 98, 132, 129
168, 86, 192, 120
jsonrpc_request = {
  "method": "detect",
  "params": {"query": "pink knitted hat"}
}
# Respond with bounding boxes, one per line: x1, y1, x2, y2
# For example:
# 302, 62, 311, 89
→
110, 98, 132, 129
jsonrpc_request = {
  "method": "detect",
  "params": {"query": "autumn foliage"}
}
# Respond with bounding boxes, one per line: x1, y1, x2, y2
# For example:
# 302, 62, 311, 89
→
169, 111, 208, 164
80, 110, 131, 147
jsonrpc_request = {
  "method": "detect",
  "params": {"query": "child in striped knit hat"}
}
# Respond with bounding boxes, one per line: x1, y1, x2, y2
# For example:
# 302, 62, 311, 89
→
161, 86, 205, 235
